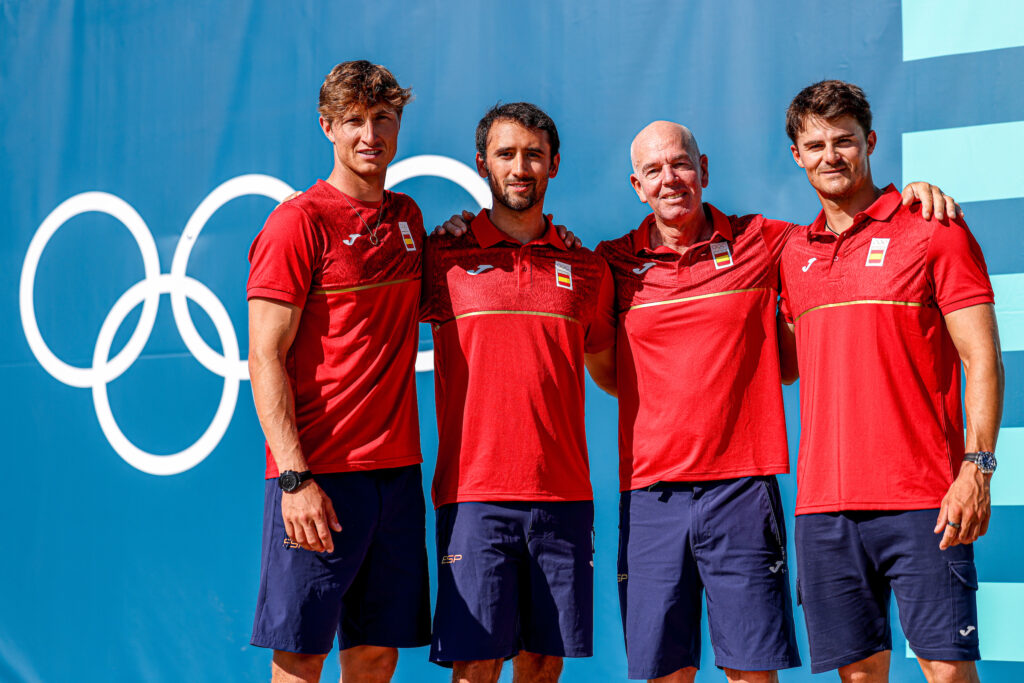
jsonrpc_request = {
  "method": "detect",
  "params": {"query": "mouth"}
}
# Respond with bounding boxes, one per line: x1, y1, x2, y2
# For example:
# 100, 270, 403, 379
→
356, 149, 384, 159
660, 191, 688, 201
506, 181, 535, 192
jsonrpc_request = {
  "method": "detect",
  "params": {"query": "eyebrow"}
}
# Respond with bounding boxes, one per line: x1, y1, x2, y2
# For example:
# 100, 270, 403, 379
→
640, 154, 689, 173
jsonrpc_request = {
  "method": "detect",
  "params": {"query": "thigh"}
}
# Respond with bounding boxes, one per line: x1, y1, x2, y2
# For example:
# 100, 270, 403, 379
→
695, 477, 801, 672
251, 474, 378, 654
338, 465, 431, 650
617, 487, 703, 680
795, 512, 891, 674
865, 509, 980, 663
521, 501, 594, 659
430, 502, 527, 664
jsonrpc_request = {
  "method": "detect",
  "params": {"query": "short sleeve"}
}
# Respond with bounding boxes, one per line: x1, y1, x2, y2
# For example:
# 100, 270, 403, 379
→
419, 234, 440, 323
247, 204, 320, 307
926, 219, 993, 315
759, 217, 798, 269
585, 258, 617, 353
778, 259, 795, 324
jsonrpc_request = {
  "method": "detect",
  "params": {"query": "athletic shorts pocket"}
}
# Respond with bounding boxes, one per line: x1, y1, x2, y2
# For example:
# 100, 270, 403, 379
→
757, 477, 786, 552
949, 561, 980, 645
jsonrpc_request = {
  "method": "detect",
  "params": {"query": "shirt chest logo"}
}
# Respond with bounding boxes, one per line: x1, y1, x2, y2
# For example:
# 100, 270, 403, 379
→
632, 261, 656, 275
865, 237, 890, 267
711, 241, 733, 270
467, 264, 494, 275
342, 233, 361, 246
399, 221, 416, 251
555, 261, 573, 290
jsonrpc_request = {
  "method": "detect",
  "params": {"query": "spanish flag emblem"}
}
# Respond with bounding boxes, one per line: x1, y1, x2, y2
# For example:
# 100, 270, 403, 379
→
710, 241, 733, 270
399, 221, 416, 252
865, 237, 889, 267
555, 261, 573, 290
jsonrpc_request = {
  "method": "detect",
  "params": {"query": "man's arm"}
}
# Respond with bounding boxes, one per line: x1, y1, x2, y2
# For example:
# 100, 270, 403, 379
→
934, 303, 1004, 550
777, 314, 798, 385
585, 347, 617, 397
249, 297, 342, 553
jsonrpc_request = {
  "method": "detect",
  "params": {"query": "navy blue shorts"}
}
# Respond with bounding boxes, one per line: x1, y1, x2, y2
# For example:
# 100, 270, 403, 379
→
617, 476, 800, 679
251, 465, 431, 654
795, 509, 980, 673
430, 501, 594, 664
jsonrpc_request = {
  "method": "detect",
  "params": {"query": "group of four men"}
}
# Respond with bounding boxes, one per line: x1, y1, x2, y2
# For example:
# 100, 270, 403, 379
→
246, 60, 1003, 683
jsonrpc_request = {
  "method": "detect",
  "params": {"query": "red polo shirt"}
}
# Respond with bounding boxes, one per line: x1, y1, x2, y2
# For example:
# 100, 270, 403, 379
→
780, 184, 993, 514
597, 205, 795, 491
247, 180, 425, 478
422, 210, 616, 507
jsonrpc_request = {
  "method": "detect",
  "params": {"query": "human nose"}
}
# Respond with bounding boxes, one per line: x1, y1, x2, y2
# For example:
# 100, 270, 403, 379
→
511, 153, 528, 176
360, 120, 381, 143
823, 143, 842, 165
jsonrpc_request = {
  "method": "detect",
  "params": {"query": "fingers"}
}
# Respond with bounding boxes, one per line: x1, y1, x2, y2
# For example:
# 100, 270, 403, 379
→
462, 209, 476, 220
939, 519, 960, 550
934, 500, 949, 533
325, 499, 342, 533
944, 196, 962, 221
313, 514, 334, 554
918, 184, 934, 220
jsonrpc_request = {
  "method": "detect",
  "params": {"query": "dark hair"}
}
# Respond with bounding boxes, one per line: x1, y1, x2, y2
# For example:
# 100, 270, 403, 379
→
785, 79, 873, 142
475, 102, 560, 160
318, 60, 413, 124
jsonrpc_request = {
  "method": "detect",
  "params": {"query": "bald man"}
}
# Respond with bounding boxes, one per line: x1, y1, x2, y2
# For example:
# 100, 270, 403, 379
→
588, 122, 958, 683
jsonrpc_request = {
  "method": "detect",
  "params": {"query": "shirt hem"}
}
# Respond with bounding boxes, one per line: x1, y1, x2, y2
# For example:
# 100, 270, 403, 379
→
265, 453, 423, 479
940, 294, 994, 316
795, 499, 943, 515
624, 464, 789, 491
433, 491, 594, 508
247, 286, 305, 308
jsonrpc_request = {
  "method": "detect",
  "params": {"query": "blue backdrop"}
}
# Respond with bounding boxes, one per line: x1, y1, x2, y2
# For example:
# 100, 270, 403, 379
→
3, 1, 1023, 681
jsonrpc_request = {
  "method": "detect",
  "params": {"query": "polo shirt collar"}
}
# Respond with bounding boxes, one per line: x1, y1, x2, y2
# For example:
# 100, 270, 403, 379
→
632, 203, 733, 255
808, 183, 901, 238
469, 209, 567, 250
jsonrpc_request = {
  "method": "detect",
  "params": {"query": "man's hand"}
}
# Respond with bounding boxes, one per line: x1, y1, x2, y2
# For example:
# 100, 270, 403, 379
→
433, 209, 583, 248
934, 463, 991, 550
900, 182, 962, 222
282, 480, 343, 553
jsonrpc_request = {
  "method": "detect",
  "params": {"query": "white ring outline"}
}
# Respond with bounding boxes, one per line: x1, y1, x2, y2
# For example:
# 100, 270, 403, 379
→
20, 192, 162, 388
92, 274, 240, 475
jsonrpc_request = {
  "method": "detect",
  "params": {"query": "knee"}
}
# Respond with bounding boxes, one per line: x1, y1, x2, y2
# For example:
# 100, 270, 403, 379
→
838, 652, 890, 683
341, 646, 399, 683
513, 651, 563, 680
722, 669, 777, 683
272, 650, 328, 682
652, 666, 697, 683
453, 658, 503, 683
918, 659, 979, 683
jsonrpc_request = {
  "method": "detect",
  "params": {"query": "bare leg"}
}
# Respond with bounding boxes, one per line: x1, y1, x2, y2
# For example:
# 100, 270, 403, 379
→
453, 658, 503, 683
272, 651, 328, 683
650, 666, 697, 683
838, 650, 890, 683
724, 669, 778, 683
512, 651, 563, 683
339, 645, 399, 683
917, 659, 980, 683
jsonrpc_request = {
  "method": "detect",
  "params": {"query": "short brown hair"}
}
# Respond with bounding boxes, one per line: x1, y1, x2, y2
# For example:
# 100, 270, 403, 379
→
318, 60, 413, 124
785, 79, 872, 143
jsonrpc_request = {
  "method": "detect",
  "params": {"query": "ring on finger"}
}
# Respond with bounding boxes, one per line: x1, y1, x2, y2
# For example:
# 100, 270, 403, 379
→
946, 521, 962, 529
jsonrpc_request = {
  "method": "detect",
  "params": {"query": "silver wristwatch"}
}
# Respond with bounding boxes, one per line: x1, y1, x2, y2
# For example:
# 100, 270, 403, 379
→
963, 451, 997, 474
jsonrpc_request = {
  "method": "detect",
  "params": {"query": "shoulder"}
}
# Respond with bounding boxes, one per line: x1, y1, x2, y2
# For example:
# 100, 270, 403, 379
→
595, 231, 634, 262
386, 190, 422, 215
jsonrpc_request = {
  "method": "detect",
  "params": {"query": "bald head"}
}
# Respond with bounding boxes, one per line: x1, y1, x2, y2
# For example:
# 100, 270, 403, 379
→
630, 121, 701, 174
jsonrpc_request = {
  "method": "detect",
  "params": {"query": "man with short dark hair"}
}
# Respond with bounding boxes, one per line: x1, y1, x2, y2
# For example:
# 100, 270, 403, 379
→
422, 102, 616, 683
780, 79, 1004, 683
247, 60, 430, 683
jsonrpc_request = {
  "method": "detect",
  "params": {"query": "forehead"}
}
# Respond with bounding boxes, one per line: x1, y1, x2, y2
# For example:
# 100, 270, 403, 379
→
339, 101, 398, 118
486, 119, 551, 152
634, 132, 695, 168
795, 114, 866, 142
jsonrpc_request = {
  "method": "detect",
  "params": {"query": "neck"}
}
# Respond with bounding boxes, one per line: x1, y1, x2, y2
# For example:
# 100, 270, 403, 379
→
488, 201, 548, 244
326, 164, 386, 202
650, 205, 711, 253
819, 181, 882, 234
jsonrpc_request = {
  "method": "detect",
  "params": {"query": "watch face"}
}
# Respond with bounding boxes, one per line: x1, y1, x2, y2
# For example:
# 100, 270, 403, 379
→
279, 471, 298, 491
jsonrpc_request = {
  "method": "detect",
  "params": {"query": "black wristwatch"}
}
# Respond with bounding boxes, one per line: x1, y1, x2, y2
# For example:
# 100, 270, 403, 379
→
963, 451, 997, 475
278, 469, 314, 492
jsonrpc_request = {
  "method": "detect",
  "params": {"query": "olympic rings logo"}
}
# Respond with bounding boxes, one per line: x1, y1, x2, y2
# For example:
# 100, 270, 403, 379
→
20, 156, 490, 476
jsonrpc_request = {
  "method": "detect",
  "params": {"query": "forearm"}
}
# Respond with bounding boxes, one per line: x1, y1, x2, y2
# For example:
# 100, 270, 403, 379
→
963, 351, 1004, 454
249, 351, 309, 473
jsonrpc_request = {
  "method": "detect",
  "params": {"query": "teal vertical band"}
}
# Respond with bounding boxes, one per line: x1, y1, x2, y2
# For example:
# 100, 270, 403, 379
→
902, 122, 1024, 204
902, 0, 1024, 61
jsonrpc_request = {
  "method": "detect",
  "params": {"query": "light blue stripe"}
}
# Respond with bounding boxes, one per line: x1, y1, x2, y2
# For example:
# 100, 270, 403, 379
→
902, 122, 1024, 204
993, 273, 1024, 352
902, 0, 1024, 61
906, 583, 1024, 661
991, 427, 1024, 507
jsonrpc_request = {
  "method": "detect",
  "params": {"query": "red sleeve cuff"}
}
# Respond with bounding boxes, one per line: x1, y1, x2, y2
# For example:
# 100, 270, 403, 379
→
247, 286, 306, 308
940, 293, 994, 316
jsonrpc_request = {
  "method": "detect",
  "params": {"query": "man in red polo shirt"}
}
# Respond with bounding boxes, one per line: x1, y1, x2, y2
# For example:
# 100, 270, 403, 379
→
779, 80, 1004, 682
422, 102, 616, 683
247, 61, 430, 683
